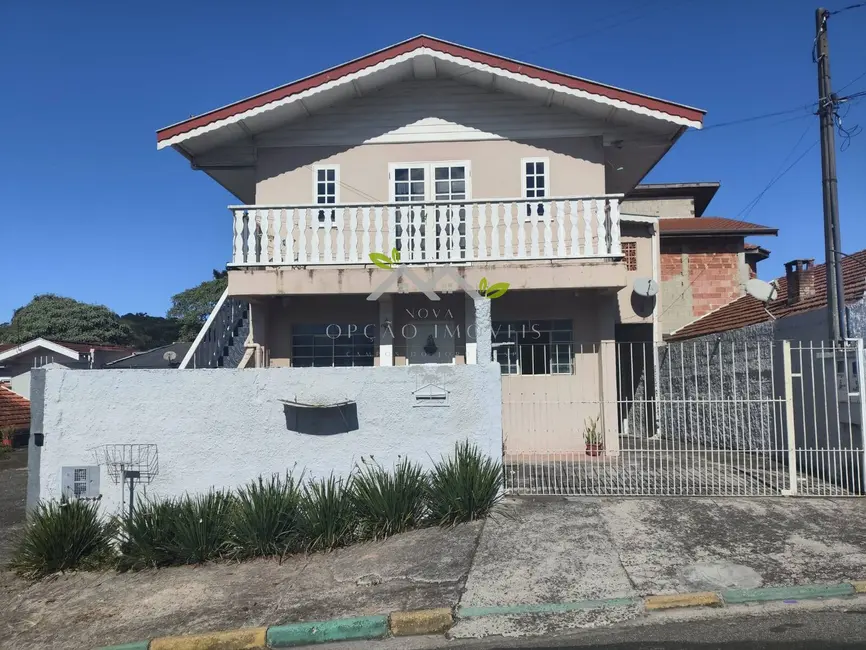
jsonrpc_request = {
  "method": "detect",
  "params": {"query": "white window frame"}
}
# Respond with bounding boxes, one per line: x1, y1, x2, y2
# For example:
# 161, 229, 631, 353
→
388, 161, 472, 202
312, 164, 340, 228
520, 157, 549, 222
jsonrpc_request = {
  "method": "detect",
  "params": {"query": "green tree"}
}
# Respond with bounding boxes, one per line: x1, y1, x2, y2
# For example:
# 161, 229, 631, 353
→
119, 313, 182, 349
167, 270, 228, 341
0, 295, 136, 346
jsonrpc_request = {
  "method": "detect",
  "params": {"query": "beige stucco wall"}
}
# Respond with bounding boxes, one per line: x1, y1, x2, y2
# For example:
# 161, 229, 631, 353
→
252, 288, 619, 455
617, 222, 656, 327
228, 259, 627, 297
255, 137, 605, 204
493, 290, 618, 455
620, 197, 694, 219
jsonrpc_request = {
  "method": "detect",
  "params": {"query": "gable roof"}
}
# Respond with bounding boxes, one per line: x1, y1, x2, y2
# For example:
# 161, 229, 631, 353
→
0, 386, 30, 432
0, 339, 136, 364
668, 250, 866, 341
658, 217, 778, 237
157, 35, 705, 149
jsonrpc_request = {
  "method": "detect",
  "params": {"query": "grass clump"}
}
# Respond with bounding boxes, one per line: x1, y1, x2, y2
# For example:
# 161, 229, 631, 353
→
11, 498, 115, 579
351, 457, 426, 540
230, 472, 304, 559
116, 497, 182, 571
169, 490, 235, 564
301, 474, 356, 551
426, 441, 503, 526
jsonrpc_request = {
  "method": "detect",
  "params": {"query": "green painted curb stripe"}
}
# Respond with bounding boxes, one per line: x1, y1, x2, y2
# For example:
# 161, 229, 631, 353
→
459, 597, 638, 618
723, 583, 855, 604
266, 615, 389, 647
94, 642, 150, 650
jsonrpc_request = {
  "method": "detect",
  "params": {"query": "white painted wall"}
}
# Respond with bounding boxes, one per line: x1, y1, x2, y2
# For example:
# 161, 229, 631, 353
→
256, 79, 615, 147
31, 364, 502, 516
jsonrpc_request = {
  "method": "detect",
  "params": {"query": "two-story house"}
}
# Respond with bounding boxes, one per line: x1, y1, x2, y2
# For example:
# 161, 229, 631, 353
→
160, 35, 706, 457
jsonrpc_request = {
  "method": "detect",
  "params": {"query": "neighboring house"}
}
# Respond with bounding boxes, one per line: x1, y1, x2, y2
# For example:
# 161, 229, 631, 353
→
105, 342, 192, 369
656, 251, 866, 493
0, 384, 30, 447
0, 339, 136, 398
622, 182, 778, 336
668, 250, 866, 344
159, 35, 709, 456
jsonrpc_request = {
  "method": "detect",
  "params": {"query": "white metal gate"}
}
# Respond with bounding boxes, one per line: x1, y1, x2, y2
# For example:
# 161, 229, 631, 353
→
503, 339, 866, 497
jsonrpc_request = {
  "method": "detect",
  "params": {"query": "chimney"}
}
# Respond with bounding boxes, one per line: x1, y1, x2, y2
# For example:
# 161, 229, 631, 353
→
785, 259, 816, 305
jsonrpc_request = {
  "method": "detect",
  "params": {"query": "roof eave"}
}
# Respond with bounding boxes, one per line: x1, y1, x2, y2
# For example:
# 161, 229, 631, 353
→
156, 35, 705, 148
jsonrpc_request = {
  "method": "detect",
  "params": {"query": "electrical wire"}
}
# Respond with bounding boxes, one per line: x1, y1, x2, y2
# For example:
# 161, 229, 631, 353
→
838, 69, 866, 93
695, 104, 815, 133
830, 2, 866, 15
736, 130, 820, 220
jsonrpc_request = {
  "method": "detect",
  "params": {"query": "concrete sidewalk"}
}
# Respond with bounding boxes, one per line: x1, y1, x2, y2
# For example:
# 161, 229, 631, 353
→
4, 490, 866, 648
452, 497, 866, 638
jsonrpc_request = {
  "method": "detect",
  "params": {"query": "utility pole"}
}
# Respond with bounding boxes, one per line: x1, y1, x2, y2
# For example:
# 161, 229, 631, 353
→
815, 7, 847, 342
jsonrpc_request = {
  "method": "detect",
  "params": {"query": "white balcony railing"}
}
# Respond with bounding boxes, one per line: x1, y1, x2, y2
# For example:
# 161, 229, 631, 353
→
228, 195, 622, 267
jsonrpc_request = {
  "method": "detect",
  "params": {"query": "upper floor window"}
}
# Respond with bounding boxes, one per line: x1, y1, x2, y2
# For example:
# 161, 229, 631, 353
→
314, 165, 339, 225
622, 241, 637, 271
521, 157, 549, 219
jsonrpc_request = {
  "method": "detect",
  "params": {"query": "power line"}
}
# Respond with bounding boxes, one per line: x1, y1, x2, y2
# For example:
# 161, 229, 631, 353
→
838, 69, 866, 93
695, 104, 815, 132
830, 2, 866, 15
736, 133, 819, 219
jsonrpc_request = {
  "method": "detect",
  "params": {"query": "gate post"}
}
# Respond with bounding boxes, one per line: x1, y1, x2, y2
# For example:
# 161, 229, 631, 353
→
781, 340, 798, 496
857, 338, 866, 494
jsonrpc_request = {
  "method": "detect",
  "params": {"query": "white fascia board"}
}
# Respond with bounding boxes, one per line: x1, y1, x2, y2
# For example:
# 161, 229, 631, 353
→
620, 213, 660, 223
0, 338, 80, 363
158, 49, 701, 150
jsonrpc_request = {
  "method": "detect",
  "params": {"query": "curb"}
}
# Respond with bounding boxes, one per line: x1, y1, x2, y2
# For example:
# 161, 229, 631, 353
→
96, 581, 866, 649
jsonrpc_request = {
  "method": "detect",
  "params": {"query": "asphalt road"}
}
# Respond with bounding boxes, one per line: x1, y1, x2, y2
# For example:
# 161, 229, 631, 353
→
445, 608, 866, 649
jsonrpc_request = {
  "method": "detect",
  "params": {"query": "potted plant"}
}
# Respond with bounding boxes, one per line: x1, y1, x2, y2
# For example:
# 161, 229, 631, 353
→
584, 417, 603, 457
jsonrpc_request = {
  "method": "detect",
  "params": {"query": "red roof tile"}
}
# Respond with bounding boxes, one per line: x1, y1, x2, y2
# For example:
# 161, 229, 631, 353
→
659, 217, 778, 236
0, 386, 30, 432
157, 35, 705, 144
668, 250, 866, 341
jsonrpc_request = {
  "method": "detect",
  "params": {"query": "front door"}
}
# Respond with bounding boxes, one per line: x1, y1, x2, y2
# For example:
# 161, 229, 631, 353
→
390, 162, 470, 262
406, 322, 456, 365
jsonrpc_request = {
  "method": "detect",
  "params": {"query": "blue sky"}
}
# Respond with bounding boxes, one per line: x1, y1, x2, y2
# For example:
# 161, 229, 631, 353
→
1, 0, 864, 322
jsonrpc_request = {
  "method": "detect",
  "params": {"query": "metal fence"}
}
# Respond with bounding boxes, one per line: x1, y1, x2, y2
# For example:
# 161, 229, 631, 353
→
503, 339, 866, 497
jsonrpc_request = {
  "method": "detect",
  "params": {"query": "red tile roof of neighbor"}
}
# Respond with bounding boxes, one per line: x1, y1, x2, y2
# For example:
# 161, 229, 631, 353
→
156, 35, 705, 144
658, 218, 778, 236
0, 386, 30, 432
668, 250, 866, 341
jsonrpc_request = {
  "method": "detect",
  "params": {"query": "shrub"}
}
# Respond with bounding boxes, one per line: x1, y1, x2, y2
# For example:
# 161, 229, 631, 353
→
231, 473, 304, 559
116, 497, 182, 570
301, 474, 356, 551
426, 441, 503, 526
351, 457, 426, 541
169, 490, 234, 564
11, 499, 115, 579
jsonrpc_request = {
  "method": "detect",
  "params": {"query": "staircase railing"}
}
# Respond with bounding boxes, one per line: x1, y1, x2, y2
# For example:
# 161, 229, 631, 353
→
179, 289, 248, 369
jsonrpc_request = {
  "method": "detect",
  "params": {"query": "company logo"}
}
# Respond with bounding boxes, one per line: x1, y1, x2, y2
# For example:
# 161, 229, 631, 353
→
366, 248, 510, 301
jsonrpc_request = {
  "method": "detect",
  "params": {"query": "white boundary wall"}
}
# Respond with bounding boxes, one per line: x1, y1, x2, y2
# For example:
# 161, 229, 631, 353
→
28, 364, 501, 515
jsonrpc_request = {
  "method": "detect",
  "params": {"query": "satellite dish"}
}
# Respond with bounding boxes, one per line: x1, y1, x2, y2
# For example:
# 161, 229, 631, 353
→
746, 278, 778, 303
633, 277, 659, 298
163, 350, 178, 362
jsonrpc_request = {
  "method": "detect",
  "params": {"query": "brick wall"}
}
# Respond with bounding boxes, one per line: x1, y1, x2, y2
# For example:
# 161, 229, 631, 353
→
661, 237, 746, 329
